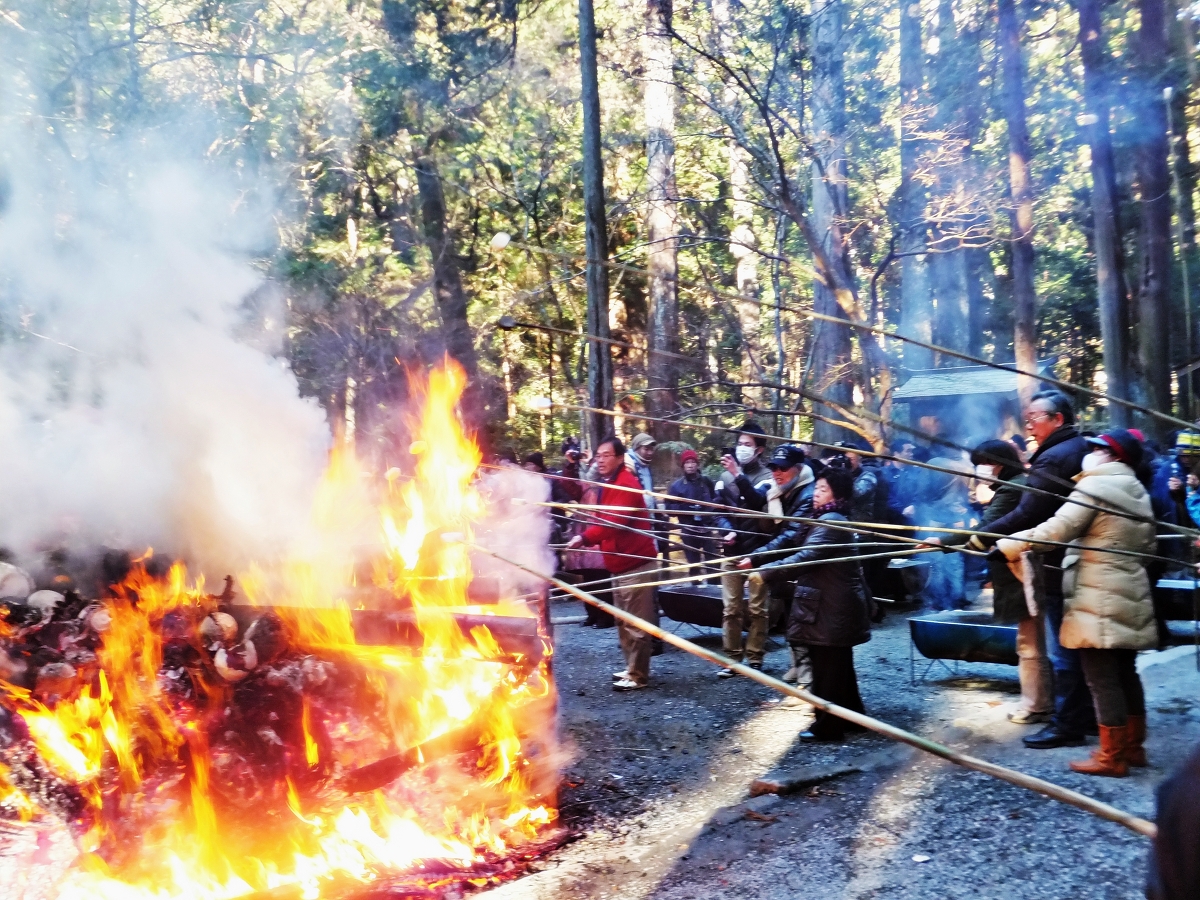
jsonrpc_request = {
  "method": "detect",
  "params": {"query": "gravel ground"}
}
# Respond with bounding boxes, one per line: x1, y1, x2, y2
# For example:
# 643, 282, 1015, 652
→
488, 595, 1200, 900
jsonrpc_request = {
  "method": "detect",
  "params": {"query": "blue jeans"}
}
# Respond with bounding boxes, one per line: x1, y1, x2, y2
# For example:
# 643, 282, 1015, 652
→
1042, 593, 1096, 735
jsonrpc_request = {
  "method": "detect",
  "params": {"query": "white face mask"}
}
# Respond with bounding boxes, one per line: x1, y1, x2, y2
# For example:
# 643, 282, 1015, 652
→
974, 464, 997, 480
1081, 451, 1104, 473
735, 445, 756, 465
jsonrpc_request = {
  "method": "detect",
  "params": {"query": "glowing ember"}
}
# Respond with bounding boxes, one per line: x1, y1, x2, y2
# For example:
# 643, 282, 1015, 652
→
0, 362, 558, 899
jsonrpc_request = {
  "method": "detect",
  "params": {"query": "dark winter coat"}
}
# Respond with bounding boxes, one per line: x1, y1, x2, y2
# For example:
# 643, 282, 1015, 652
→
887, 463, 930, 524
739, 468, 817, 566
939, 471, 1028, 622
714, 458, 776, 555
850, 465, 880, 523
1148, 741, 1200, 900
763, 512, 872, 648
666, 472, 718, 528
980, 425, 1089, 591
982, 473, 1030, 623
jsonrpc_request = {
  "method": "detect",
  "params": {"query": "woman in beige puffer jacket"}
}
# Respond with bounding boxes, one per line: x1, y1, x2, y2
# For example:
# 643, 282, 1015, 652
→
998, 429, 1156, 778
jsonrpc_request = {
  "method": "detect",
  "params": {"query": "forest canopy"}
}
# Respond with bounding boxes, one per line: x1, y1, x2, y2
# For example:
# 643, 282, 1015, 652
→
2, 0, 1197, 460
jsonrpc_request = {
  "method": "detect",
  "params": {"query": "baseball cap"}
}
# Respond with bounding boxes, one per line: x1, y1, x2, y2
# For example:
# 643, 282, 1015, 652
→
1085, 429, 1143, 467
630, 432, 657, 451
766, 444, 807, 471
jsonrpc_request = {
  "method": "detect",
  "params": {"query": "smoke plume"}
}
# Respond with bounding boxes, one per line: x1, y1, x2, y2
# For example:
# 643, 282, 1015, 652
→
0, 130, 333, 575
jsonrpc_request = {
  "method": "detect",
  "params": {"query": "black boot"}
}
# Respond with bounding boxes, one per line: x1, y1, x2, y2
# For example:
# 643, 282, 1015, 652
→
1023, 723, 1086, 749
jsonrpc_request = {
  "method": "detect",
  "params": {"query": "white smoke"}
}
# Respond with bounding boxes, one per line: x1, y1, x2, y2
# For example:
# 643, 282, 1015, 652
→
0, 136, 332, 575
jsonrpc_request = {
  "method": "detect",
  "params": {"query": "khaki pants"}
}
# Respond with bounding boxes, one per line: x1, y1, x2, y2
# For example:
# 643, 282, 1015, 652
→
1017, 613, 1053, 715
720, 558, 770, 664
613, 561, 659, 684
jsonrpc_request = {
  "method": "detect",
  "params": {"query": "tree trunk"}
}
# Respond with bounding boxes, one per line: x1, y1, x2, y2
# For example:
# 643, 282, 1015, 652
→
711, 0, 762, 407
929, 250, 970, 359
127, 0, 141, 110
966, 247, 990, 358
1134, 0, 1173, 433
808, 0, 856, 444
643, 0, 680, 440
731, 152, 763, 407
998, 0, 1039, 406
1075, 0, 1133, 426
1169, 0, 1199, 412
579, 0, 614, 448
73, 7, 93, 123
899, 0, 933, 371
414, 155, 480, 400
928, 0, 971, 360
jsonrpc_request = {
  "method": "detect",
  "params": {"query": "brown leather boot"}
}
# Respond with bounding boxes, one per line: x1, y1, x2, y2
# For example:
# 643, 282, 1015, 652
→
1125, 715, 1148, 768
1069, 725, 1129, 778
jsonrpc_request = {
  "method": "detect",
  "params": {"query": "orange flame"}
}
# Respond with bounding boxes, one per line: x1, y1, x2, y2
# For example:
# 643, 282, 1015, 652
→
0, 361, 557, 898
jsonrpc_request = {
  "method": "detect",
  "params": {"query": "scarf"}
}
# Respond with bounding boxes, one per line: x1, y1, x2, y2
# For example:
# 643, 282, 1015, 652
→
767, 465, 813, 522
814, 498, 847, 516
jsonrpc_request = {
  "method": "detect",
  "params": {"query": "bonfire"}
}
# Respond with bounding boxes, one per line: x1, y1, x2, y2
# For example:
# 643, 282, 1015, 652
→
0, 364, 559, 900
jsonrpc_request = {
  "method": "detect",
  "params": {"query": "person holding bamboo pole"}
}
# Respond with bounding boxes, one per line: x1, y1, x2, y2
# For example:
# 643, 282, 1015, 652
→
997, 429, 1157, 776
977, 390, 1094, 750
711, 422, 781, 677
926, 440, 1051, 724
757, 467, 871, 743
725, 443, 815, 681
565, 435, 659, 692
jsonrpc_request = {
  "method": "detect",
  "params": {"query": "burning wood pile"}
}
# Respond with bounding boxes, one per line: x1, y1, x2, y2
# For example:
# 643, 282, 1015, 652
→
0, 366, 560, 899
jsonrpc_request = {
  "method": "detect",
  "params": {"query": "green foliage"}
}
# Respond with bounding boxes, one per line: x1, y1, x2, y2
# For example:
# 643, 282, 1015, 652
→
2, 0, 1193, 458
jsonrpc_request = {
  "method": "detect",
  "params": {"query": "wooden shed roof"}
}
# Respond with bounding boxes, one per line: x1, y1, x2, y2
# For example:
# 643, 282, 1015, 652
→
893, 360, 1057, 401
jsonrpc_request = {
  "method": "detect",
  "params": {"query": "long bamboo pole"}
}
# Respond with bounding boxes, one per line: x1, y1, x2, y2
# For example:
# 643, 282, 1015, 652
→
559, 547, 936, 595
473, 545, 1158, 840
538, 400, 1199, 539
523, 467, 1185, 567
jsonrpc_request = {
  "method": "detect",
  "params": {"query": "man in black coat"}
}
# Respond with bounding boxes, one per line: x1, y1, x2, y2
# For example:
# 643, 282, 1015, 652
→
711, 423, 780, 674
972, 390, 1094, 749
718, 444, 815, 677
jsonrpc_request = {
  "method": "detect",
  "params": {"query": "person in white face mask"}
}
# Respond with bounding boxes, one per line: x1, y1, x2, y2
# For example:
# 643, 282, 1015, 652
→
997, 429, 1157, 777
710, 422, 785, 676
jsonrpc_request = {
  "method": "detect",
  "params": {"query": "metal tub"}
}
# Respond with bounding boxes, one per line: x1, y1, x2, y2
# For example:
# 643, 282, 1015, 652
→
908, 610, 1018, 667
658, 582, 725, 629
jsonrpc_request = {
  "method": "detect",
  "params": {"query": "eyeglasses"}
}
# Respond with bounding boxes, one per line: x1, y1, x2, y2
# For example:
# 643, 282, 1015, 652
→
594, 450, 617, 459
1024, 411, 1055, 425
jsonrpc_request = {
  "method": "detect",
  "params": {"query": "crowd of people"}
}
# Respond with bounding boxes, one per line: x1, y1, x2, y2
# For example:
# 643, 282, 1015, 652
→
490, 391, 1200, 898
495, 391, 1199, 777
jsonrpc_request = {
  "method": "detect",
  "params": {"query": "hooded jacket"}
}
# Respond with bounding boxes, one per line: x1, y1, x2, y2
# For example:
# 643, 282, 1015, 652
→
581, 466, 658, 575
998, 461, 1157, 650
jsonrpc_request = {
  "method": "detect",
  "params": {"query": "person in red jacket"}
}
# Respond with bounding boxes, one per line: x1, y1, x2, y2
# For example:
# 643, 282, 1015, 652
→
566, 435, 659, 690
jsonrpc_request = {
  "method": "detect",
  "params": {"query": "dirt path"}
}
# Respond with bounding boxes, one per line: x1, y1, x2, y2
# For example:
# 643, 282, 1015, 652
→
490, 599, 1200, 900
